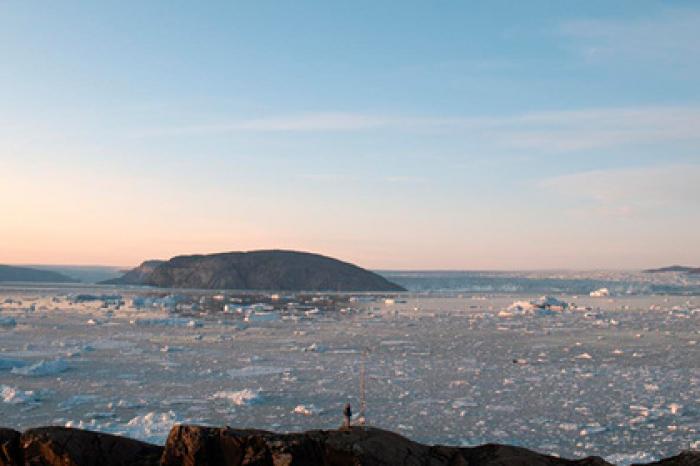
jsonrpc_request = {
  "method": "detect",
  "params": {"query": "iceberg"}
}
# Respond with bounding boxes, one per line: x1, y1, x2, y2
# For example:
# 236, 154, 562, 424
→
211, 389, 263, 406
1, 385, 40, 404
293, 404, 322, 416
122, 411, 180, 445
590, 288, 610, 297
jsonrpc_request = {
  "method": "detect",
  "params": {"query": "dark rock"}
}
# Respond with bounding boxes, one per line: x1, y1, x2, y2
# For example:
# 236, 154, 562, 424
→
102, 250, 405, 292
643, 265, 700, 274
101, 260, 165, 285
0, 428, 21, 466
633, 451, 700, 466
21, 427, 163, 466
160, 425, 613, 466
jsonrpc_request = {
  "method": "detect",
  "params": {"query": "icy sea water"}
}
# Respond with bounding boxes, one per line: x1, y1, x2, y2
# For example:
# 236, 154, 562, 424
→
1, 282, 699, 465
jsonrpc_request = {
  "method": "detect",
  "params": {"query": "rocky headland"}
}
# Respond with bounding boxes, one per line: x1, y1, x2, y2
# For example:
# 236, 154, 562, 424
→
1, 425, 698, 466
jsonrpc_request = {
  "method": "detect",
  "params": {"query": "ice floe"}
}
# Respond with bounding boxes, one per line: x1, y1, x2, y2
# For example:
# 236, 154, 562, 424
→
227, 366, 289, 378
211, 389, 263, 406
122, 411, 181, 444
293, 404, 322, 416
0, 316, 17, 327
58, 394, 100, 410
0, 358, 26, 370
130, 317, 202, 328
1, 385, 41, 404
11, 359, 69, 376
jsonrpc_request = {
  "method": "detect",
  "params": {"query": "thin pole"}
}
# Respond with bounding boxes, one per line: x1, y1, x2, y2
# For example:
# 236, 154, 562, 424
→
359, 346, 368, 424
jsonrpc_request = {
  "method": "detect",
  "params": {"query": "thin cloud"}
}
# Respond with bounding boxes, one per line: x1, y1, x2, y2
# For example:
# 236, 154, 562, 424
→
143, 106, 700, 153
560, 9, 700, 67
540, 164, 700, 218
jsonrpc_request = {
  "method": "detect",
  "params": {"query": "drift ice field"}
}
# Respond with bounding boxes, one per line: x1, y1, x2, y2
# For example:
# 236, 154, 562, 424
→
1, 274, 699, 465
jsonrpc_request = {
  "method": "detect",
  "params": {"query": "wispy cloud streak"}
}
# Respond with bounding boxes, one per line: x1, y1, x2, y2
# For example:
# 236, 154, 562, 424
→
143, 106, 700, 152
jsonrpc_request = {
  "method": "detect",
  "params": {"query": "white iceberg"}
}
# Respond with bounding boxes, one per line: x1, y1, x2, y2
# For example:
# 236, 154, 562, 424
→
211, 389, 263, 406
590, 288, 610, 297
1, 385, 40, 404
293, 404, 322, 416
122, 411, 180, 444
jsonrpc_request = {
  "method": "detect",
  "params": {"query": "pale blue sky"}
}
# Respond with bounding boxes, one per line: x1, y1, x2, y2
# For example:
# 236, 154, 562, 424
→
1, 1, 699, 269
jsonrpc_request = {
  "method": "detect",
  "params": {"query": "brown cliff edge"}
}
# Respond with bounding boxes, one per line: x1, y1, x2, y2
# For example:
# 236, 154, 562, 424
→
1, 425, 698, 466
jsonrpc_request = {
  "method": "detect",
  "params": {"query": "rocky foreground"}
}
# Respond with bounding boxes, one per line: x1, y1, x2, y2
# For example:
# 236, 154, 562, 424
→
1, 425, 699, 466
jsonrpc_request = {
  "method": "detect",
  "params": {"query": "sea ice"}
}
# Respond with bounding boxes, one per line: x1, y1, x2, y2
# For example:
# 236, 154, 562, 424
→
130, 317, 202, 327
11, 359, 69, 376
605, 452, 658, 465
123, 411, 181, 444
293, 404, 322, 416
590, 288, 610, 297
58, 394, 100, 410
0, 316, 17, 327
227, 366, 289, 378
211, 389, 263, 406
1, 385, 40, 404
244, 311, 280, 323
0, 358, 26, 370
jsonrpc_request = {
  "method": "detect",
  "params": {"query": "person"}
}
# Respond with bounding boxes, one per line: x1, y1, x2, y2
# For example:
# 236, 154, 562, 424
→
343, 403, 352, 428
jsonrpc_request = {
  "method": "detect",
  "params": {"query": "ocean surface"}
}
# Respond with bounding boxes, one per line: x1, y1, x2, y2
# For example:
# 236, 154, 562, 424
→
1, 271, 699, 464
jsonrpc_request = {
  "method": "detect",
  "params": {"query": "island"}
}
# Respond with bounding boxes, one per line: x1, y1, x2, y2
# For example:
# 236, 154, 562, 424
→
0, 265, 77, 283
101, 250, 405, 291
644, 265, 700, 274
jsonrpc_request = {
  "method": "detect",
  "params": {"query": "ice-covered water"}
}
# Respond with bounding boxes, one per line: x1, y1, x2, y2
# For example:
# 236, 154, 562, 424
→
381, 270, 700, 295
0, 279, 699, 464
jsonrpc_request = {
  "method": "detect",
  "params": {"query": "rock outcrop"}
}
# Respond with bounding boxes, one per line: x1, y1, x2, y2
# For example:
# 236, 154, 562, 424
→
633, 452, 700, 466
0, 428, 21, 466
3, 427, 163, 466
160, 425, 613, 466
0, 424, 698, 466
101, 260, 165, 285
101, 250, 405, 292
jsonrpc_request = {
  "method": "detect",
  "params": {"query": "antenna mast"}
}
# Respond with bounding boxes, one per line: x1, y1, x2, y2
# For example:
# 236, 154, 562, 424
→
358, 346, 369, 425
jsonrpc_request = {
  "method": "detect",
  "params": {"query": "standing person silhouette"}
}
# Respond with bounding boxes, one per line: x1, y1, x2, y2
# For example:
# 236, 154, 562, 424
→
343, 403, 352, 428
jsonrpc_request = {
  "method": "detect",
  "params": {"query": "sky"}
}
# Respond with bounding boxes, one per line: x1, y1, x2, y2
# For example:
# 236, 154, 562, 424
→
1, 1, 699, 270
